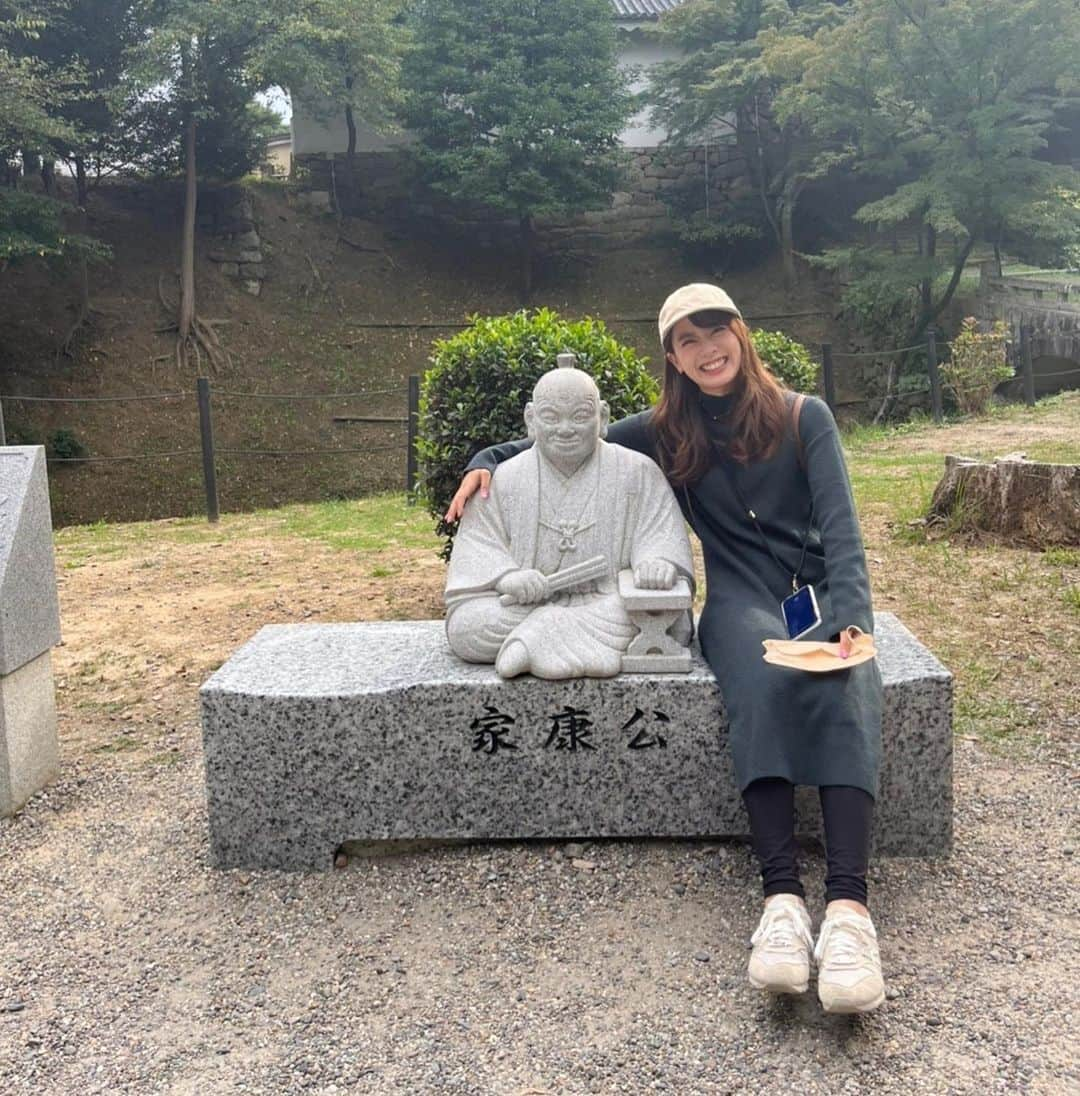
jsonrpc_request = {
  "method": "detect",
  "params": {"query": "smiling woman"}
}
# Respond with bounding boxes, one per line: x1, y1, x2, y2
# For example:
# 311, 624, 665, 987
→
450, 281, 888, 1015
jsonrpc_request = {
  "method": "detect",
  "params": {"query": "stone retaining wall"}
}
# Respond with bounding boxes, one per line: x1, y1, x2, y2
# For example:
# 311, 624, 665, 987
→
196, 187, 267, 296
293, 144, 749, 250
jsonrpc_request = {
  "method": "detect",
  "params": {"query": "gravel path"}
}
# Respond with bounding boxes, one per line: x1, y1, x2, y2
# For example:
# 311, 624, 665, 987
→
1, 722, 1076, 1095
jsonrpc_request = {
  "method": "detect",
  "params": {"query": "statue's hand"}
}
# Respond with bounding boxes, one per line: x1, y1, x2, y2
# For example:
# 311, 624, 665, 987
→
634, 558, 677, 590
496, 568, 550, 605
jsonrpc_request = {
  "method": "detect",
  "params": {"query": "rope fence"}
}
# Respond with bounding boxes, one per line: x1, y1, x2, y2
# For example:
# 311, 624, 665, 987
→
829, 343, 926, 359
819, 322, 1072, 423
0, 377, 417, 524
2, 392, 189, 403
0, 322, 1074, 523
44, 450, 203, 463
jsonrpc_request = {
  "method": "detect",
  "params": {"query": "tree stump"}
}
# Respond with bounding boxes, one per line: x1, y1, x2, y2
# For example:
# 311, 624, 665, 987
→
926, 453, 1080, 547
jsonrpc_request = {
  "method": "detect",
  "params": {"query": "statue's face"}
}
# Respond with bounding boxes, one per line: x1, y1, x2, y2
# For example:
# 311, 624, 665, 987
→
525, 371, 608, 474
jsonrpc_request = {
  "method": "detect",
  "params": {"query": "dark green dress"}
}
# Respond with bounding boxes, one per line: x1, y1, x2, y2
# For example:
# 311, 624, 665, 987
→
467, 393, 883, 798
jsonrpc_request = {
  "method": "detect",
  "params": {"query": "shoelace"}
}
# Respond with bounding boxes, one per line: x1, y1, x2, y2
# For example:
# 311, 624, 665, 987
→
814, 915, 874, 967
752, 905, 812, 953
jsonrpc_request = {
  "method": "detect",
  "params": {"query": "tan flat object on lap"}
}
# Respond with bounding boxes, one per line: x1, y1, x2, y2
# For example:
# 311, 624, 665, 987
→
762, 630, 877, 673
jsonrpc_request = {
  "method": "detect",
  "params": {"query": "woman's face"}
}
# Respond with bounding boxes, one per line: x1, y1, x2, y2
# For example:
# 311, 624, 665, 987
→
666, 315, 742, 396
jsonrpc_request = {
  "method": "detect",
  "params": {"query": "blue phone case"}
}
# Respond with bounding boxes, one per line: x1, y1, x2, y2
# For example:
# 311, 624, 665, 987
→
781, 584, 822, 639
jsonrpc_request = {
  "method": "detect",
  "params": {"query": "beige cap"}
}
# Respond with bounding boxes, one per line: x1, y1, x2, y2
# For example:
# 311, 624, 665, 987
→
658, 283, 742, 347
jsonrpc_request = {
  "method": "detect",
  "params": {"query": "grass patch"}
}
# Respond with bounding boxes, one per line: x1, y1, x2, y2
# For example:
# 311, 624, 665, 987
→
55, 493, 441, 558
273, 495, 436, 553
1064, 585, 1080, 614
1006, 440, 1080, 464
846, 452, 940, 532
841, 415, 937, 451
954, 692, 1039, 751
93, 733, 143, 754
1044, 547, 1080, 568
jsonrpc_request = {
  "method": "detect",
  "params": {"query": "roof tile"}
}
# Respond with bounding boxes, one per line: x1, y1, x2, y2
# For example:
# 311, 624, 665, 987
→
610, 0, 686, 19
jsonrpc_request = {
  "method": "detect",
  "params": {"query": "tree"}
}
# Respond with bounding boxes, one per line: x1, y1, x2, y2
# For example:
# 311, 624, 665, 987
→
400, 0, 634, 300
774, 0, 1080, 347
649, 0, 848, 286
279, 0, 404, 202
14, 0, 139, 206
131, 0, 405, 369
0, 7, 106, 269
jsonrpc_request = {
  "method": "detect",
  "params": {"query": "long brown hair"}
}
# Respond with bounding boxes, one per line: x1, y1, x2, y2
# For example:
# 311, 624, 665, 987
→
651, 312, 789, 486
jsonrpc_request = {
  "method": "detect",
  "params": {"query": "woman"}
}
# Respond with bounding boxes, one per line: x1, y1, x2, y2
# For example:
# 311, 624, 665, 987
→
445, 284, 885, 1014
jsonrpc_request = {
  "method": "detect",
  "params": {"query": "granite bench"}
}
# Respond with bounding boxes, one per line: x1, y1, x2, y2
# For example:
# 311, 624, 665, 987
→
200, 612, 952, 871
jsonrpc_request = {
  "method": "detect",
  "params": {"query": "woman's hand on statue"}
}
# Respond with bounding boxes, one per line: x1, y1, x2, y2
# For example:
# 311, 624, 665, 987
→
838, 625, 863, 659
444, 470, 491, 523
496, 569, 550, 605
634, 558, 677, 590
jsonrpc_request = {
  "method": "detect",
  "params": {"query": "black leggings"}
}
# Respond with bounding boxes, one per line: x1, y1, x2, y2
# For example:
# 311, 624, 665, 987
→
742, 778, 874, 906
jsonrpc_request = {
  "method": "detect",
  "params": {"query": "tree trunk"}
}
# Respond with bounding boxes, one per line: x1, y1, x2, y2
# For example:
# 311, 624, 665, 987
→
778, 177, 802, 288
75, 157, 88, 208
21, 150, 40, 185
920, 222, 936, 319
519, 214, 534, 303
927, 454, 1080, 548
906, 234, 976, 346
41, 159, 57, 198
344, 74, 358, 202
178, 113, 198, 347
744, 99, 781, 254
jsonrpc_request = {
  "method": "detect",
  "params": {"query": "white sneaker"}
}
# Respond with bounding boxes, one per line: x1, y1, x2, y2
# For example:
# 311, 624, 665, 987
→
814, 910, 886, 1014
748, 896, 813, 995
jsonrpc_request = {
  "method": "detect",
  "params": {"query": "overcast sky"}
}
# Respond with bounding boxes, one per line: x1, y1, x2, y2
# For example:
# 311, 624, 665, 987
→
258, 88, 292, 124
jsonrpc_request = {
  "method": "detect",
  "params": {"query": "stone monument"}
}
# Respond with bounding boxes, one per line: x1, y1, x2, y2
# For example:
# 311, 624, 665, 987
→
445, 366, 695, 679
0, 447, 62, 816
200, 365, 954, 870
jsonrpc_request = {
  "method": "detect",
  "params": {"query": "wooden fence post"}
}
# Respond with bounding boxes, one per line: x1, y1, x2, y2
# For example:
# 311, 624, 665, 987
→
820, 343, 836, 413
197, 377, 220, 523
926, 330, 943, 424
406, 374, 419, 499
0, 396, 6, 446
1020, 325, 1036, 407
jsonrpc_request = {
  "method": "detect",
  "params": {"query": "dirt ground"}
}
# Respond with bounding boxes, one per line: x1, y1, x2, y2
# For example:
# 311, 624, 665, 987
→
1, 404, 1078, 1094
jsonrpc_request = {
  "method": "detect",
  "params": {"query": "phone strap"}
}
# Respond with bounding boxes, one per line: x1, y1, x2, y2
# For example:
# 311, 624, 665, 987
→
681, 392, 813, 591
718, 461, 813, 593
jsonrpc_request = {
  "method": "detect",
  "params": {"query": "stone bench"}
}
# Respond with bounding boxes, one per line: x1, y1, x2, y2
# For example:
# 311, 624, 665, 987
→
200, 612, 952, 870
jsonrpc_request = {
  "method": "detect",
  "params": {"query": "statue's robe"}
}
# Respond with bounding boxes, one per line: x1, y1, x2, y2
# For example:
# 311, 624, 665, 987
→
445, 441, 694, 679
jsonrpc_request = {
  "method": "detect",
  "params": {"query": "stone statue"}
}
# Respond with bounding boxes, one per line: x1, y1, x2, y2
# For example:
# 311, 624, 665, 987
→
445, 367, 694, 679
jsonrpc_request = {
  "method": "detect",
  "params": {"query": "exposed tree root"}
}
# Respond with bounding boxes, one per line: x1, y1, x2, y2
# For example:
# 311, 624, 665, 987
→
57, 301, 95, 360
157, 274, 231, 372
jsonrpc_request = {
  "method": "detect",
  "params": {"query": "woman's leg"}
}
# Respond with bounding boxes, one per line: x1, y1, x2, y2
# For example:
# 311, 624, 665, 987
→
815, 785, 884, 1013
742, 778, 813, 994
818, 785, 874, 908
742, 777, 804, 900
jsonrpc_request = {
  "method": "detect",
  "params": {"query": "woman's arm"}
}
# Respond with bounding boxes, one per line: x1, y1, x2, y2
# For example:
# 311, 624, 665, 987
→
799, 398, 875, 636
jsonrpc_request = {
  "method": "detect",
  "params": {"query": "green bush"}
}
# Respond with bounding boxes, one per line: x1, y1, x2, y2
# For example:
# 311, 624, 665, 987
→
47, 428, 87, 461
418, 308, 658, 557
750, 329, 820, 393
941, 317, 1013, 415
